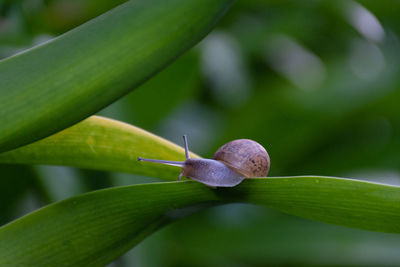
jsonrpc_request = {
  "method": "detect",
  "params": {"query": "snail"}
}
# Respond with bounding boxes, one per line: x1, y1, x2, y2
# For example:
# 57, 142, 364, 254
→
137, 135, 270, 187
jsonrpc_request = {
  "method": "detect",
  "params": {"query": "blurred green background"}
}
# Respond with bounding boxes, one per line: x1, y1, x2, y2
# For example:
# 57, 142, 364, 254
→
1, 0, 400, 266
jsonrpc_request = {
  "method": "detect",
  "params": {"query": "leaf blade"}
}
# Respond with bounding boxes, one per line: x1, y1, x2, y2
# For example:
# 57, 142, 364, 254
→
0, 0, 233, 152
0, 177, 399, 265
220, 177, 400, 233
0, 182, 217, 266
0, 116, 199, 180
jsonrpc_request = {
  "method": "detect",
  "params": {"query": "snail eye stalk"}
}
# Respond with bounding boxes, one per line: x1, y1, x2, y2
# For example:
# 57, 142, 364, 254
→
137, 157, 184, 167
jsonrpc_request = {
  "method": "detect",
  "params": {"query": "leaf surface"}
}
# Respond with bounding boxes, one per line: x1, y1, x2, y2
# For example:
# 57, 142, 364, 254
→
0, 0, 233, 152
0, 116, 198, 180
0, 177, 399, 266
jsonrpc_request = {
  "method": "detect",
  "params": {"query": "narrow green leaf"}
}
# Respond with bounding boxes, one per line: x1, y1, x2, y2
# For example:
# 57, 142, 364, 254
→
0, 116, 199, 180
0, 0, 233, 153
0, 182, 217, 266
219, 177, 400, 233
0, 177, 399, 266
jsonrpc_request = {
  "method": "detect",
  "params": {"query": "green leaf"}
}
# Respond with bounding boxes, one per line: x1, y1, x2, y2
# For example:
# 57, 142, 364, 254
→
0, 177, 399, 266
221, 177, 400, 233
0, 0, 233, 153
0, 116, 199, 180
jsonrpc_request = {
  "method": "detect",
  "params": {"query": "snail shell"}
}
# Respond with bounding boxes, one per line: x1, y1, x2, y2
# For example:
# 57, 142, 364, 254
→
213, 139, 270, 177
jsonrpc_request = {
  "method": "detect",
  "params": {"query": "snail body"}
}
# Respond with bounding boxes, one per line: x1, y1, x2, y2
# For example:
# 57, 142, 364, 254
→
138, 135, 270, 187
180, 158, 245, 187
